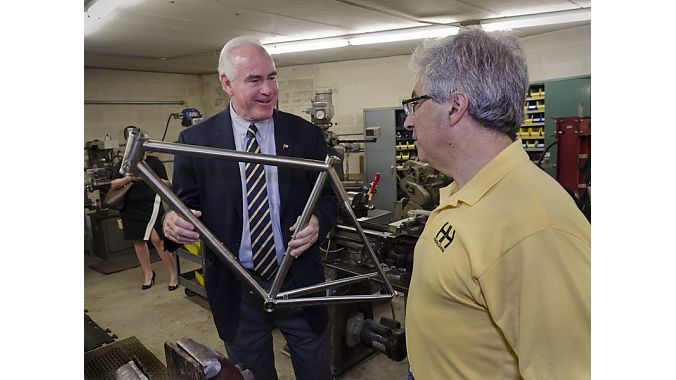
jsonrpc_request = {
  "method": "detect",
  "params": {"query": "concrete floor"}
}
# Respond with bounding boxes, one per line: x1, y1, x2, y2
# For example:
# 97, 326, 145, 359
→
84, 253, 409, 379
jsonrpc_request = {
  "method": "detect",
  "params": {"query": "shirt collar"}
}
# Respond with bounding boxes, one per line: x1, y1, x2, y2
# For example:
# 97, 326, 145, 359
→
229, 103, 273, 141
439, 140, 530, 207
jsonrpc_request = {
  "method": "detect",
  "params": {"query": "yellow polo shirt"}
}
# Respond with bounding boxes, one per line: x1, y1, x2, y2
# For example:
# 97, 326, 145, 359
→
406, 140, 590, 380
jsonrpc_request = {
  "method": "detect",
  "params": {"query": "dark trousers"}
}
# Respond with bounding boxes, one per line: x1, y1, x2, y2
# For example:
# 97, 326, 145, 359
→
224, 273, 331, 380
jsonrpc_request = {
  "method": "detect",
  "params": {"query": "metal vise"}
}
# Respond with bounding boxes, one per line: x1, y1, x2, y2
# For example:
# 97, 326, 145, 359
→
164, 338, 254, 380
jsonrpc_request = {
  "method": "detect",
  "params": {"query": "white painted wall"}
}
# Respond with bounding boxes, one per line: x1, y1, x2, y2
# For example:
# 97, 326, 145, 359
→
85, 25, 590, 178
84, 68, 206, 143
85, 68, 207, 179
521, 25, 591, 82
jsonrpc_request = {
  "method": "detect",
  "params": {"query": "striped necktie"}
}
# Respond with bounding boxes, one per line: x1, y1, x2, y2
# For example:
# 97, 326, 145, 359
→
245, 124, 278, 280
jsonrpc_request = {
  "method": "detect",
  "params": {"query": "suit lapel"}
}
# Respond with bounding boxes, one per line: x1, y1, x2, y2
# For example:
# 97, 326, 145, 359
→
274, 111, 293, 218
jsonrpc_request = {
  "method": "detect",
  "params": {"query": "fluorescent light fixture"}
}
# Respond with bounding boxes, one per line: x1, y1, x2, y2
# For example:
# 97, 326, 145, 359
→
264, 37, 349, 55
481, 8, 590, 31
350, 25, 459, 46
263, 25, 460, 55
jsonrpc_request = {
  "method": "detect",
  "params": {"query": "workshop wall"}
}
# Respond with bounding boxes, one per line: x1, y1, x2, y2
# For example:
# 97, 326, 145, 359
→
84, 68, 206, 143
521, 24, 591, 82
85, 68, 207, 175
198, 74, 229, 119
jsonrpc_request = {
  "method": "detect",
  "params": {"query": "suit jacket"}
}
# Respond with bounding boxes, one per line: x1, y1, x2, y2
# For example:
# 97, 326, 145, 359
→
166, 107, 338, 341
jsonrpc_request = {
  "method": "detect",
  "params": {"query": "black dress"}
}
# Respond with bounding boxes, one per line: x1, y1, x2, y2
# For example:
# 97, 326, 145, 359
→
112, 155, 167, 241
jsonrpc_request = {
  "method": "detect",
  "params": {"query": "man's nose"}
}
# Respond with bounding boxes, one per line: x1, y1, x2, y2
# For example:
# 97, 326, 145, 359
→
403, 114, 414, 130
260, 80, 277, 94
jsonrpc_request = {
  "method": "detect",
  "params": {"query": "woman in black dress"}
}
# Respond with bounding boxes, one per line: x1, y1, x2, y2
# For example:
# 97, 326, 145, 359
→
110, 127, 178, 290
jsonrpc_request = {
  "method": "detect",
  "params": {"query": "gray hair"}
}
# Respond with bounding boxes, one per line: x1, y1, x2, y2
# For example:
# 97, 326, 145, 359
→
409, 29, 528, 138
217, 36, 268, 79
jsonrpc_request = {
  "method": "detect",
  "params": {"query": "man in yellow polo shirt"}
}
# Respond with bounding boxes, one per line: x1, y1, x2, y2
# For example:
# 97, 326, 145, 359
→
401, 29, 590, 379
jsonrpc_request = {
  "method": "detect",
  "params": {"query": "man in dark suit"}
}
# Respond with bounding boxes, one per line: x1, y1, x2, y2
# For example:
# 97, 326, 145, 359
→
163, 36, 337, 380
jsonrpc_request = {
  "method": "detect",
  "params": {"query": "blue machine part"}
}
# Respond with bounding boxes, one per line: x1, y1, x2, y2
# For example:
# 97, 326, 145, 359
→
181, 108, 203, 127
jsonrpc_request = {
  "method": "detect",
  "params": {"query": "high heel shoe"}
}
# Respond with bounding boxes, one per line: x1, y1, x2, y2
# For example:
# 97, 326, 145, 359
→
141, 271, 156, 290
168, 283, 179, 291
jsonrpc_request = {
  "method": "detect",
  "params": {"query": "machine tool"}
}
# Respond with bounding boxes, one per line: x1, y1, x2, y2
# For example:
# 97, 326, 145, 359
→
85, 135, 124, 208
346, 313, 406, 362
326, 159, 446, 292
342, 172, 381, 219
305, 89, 336, 143
319, 154, 452, 376
394, 160, 452, 220
305, 89, 379, 181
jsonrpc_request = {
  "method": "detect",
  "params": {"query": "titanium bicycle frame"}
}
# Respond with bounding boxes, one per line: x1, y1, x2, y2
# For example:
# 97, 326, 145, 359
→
120, 131, 396, 312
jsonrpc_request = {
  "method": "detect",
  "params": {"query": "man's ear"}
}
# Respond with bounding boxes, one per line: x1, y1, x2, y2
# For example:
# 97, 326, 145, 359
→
219, 74, 233, 96
448, 92, 468, 126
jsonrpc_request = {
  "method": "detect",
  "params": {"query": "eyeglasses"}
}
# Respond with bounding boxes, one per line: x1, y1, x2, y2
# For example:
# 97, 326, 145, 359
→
402, 95, 431, 116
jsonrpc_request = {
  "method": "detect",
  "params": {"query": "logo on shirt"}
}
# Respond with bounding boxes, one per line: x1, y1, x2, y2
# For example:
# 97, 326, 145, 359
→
433, 221, 456, 253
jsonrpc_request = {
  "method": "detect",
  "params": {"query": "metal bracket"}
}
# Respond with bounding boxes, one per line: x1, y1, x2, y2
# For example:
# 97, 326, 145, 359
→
121, 131, 396, 312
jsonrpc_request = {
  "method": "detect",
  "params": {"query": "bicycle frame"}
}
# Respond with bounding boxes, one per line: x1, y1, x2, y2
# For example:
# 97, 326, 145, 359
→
120, 131, 396, 311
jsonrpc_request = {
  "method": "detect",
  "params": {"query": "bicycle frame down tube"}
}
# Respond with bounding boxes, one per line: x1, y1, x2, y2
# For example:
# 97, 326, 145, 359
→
134, 160, 269, 302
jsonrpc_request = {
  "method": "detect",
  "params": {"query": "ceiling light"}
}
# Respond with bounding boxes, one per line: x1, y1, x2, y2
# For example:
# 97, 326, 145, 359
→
264, 37, 349, 55
263, 25, 460, 55
481, 8, 590, 32
349, 25, 459, 45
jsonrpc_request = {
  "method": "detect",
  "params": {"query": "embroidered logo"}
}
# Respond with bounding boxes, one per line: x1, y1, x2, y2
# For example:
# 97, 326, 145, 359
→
433, 221, 456, 253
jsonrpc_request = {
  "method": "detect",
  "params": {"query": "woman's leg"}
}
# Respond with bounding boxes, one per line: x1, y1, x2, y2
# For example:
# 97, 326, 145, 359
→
150, 228, 178, 286
133, 240, 154, 284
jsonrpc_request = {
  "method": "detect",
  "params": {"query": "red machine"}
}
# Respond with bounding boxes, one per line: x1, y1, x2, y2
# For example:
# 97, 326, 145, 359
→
555, 116, 591, 219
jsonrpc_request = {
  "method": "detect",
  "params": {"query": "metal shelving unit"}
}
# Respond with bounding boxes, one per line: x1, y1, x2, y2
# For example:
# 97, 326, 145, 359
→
519, 83, 546, 160
174, 245, 207, 298
395, 130, 417, 172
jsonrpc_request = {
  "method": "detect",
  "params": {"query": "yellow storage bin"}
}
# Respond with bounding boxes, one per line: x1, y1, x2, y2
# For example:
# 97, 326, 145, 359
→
407, 142, 416, 150
402, 152, 410, 160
